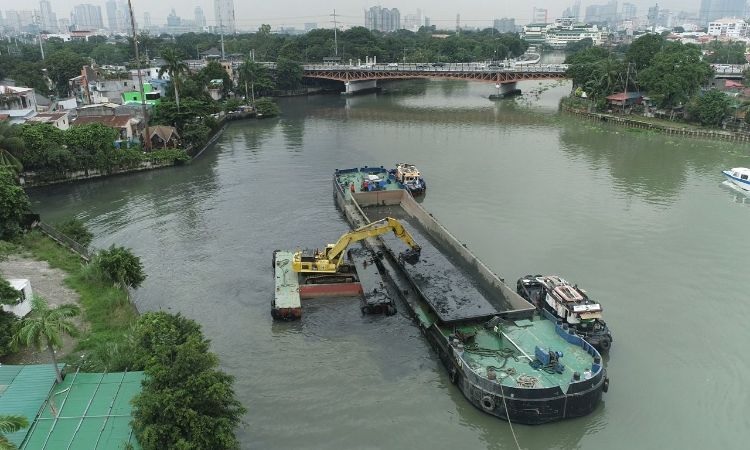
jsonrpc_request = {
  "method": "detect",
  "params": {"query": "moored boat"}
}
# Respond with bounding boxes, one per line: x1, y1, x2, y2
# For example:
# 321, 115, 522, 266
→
722, 167, 750, 191
391, 163, 426, 195
517, 275, 613, 352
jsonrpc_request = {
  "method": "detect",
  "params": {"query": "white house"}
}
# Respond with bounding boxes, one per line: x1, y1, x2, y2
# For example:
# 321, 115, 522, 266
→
26, 111, 71, 130
2, 279, 33, 318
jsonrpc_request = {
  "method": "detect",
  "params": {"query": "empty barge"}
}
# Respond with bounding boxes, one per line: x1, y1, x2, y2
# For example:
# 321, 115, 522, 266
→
332, 166, 609, 424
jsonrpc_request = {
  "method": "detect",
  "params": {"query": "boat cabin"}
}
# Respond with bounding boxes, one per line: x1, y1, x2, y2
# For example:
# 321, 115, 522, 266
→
539, 276, 603, 325
395, 163, 421, 184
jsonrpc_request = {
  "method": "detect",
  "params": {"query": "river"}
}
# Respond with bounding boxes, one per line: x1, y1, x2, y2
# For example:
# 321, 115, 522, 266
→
28, 79, 750, 449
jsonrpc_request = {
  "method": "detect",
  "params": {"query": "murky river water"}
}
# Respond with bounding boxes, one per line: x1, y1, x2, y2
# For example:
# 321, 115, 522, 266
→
29, 79, 750, 449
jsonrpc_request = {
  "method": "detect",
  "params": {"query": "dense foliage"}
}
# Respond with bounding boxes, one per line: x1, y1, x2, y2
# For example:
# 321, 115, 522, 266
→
0, 166, 30, 239
688, 89, 732, 126
0, 279, 20, 358
131, 312, 246, 450
254, 98, 280, 117
639, 42, 712, 108
95, 245, 146, 289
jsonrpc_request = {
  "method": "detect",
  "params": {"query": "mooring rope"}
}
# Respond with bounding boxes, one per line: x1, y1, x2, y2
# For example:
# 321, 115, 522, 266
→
498, 382, 522, 450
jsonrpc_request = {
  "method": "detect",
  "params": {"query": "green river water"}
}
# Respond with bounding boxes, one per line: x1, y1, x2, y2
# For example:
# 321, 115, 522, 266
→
29, 79, 750, 449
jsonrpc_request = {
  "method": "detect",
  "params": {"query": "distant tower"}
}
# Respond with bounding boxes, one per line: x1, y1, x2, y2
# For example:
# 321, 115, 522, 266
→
39, 0, 57, 32
143, 12, 151, 30
456, 13, 460, 32
195, 7, 206, 29
213, 0, 236, 34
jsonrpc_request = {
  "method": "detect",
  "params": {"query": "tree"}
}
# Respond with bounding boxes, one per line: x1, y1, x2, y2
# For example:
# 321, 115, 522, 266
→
0, 310, 19, 359
131, 312, 246, 450
625, 34, 665, 71
275, 58, 303, 91
0, 278, 19, 305
18, 123, 66, 172
0, 123, 24, 173
45, 49, 86, 96
95, 245, 146, 289
0, 414, 29, 450
56, 218, 93, 247
688, 89, 731, 126
12, 296, 79, 383
159, 48, 189, 112
565, 38, 594, 54
0, 166, 31, 240
197, 61, 232, 97
639, 42, 712, 108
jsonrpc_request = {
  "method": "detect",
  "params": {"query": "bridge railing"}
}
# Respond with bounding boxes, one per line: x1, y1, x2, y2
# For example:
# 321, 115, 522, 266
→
302, 63, 568, 74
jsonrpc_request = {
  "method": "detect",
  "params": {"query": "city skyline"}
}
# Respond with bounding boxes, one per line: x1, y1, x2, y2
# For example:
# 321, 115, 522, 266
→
0, 0, 721, 32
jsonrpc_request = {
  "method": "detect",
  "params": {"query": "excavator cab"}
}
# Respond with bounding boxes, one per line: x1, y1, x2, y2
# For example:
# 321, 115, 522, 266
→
398, 247, 421, 265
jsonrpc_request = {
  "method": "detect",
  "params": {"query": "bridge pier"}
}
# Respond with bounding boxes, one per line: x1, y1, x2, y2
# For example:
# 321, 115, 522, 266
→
489, 82, 521, 99
343, 80, 378, 95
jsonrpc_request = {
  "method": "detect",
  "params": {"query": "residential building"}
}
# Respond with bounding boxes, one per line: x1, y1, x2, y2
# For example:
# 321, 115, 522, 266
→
73, 114, 141, 141
214, 0, 236, 34
493, 17, 516, 33
26, 111, 71, 130
707, 17, 747, 38
364, 6, 401, 32
71, 4, 104, 30
546, 23, 603, 48
521, 23, 551, 45
0, 85, 38, 124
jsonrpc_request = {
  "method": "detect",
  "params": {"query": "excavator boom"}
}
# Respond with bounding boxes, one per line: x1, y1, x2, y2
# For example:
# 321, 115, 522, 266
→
292, 217, 421, 274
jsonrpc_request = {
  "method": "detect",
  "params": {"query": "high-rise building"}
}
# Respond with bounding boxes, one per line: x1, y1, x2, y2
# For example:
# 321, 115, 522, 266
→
364, 6, 401, 32
622, 3, 637, 20
5, 10, 21, 32
105, 1, 130, 33
71, 4, 104, 30
167, 9, 181, 28
58, 17, 70, 31
699, 0, 746, 25
572, 0, 581, 20
143, 12, 151, 30
214, 0, 236, 34
584, 1, 618, 24
195, 7, 206, 28
647, 4, 660, 26
39, 1, 57, 32
105, 0, 117, 30
532, 7, 548, 24
493, 18, 516, 33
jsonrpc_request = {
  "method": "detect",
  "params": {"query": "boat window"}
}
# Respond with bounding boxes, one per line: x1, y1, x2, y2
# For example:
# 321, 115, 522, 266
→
742, 174, 748, 180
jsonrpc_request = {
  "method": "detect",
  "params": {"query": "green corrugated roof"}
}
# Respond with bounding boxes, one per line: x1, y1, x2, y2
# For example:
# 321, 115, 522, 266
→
21, 371, 144, 450
0, 364, 63, 446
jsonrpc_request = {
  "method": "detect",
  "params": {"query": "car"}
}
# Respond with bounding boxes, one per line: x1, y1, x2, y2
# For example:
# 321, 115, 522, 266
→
387, 63, 399, 67
431, 62, 446, 67
488, 63, 504, 69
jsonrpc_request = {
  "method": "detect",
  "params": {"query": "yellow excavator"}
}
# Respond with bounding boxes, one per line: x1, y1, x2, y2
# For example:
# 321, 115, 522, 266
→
292, 217, 421, 274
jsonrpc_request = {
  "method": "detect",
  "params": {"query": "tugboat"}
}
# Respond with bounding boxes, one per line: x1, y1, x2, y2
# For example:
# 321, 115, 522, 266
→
517, 275, 613, 352
391, 163, 426, 196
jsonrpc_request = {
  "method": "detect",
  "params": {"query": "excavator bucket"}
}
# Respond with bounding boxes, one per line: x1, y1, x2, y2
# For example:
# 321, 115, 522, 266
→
399, 246, 421, 265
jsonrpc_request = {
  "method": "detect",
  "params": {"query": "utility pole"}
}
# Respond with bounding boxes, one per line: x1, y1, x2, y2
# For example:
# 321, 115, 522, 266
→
219, 1, 225, 60
127, 0, 151, 151
331, 9, 338, 56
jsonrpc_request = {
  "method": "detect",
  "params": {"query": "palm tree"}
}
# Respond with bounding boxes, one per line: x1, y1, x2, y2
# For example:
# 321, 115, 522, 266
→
0, 414, 29, 450
12, 296, 79, 383
237, 58, 273, 105
158, 48, 188, 112
0, 122, 24, 173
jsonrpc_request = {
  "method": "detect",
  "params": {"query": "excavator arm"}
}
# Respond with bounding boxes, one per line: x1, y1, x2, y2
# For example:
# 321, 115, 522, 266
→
325, 217, 420, 263
293, 217, 421, 274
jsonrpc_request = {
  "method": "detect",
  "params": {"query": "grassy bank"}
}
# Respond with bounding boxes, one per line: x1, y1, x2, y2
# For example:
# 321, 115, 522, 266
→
13, 231, 138, 367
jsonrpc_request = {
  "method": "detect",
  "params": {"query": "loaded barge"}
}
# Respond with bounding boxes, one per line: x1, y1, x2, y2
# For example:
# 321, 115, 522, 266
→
330, 166, 608, 424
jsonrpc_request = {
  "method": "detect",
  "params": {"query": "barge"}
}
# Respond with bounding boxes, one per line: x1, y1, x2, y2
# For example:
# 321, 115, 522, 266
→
332, 166, 608, 424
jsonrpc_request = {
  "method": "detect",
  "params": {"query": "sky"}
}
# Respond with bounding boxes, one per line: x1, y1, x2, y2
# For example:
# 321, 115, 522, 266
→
0, 0, 703, 31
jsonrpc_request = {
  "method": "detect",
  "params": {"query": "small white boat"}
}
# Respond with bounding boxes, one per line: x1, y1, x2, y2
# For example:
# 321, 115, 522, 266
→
722, 167, 750, 191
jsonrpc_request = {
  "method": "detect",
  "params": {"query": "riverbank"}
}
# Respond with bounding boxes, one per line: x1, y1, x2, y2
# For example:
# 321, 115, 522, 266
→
560, 104, 750, 143
0, 232, 138, 369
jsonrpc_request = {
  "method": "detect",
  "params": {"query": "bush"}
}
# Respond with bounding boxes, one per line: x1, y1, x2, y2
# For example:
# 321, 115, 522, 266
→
224, 98, 243, 113
56, 218, 93, 248
0, 310, 19, 358
95, 245, 146, 289
145, 149, 190, 163
255, 98, 280, 118
182, 123, 212, 148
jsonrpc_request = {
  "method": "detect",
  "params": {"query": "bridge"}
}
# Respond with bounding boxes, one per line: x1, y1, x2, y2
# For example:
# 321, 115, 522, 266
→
300, 63, 569, 95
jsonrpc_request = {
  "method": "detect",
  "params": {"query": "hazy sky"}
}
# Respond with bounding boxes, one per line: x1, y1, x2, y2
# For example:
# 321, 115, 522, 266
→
0, 1, 702, 30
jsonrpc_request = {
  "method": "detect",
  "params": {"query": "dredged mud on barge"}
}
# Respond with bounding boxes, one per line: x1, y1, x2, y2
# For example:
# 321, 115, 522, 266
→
333, 167, 608, 424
